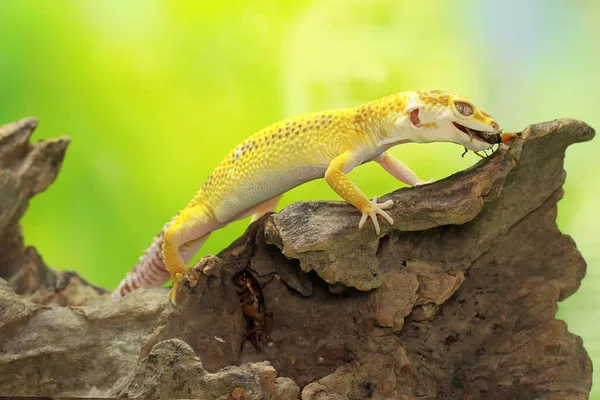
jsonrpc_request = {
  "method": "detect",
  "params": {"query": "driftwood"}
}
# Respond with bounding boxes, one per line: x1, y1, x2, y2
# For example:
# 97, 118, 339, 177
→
0, 116, 594, 399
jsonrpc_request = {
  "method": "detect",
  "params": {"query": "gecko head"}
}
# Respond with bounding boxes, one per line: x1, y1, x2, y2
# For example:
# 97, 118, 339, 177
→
399, 90, 501, 151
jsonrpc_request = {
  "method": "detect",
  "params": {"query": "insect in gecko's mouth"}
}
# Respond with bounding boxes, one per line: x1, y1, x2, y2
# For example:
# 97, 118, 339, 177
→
453, 122, 501, 145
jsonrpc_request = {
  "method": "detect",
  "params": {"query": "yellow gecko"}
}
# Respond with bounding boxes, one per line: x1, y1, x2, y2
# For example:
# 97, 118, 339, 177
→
113, 89, 501, 303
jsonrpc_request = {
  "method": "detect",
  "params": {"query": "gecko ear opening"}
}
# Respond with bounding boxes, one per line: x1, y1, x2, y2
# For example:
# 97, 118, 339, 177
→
410, 108, 422, 128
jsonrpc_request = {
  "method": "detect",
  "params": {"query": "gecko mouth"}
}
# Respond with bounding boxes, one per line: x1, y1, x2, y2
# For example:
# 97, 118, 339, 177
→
453, 122, 501, 145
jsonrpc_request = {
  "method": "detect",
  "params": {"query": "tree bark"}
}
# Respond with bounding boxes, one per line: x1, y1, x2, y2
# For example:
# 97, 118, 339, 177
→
0, 117, 594, 399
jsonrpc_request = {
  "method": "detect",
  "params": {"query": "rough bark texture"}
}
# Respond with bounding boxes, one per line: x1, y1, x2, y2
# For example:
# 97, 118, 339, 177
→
0, 117, 594, 399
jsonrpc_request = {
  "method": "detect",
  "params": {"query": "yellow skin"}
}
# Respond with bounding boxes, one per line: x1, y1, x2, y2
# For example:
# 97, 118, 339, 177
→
113, 90, 501, 303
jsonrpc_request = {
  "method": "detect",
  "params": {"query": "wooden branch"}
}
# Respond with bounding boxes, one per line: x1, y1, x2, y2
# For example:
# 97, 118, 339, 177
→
0, 117, 594, 399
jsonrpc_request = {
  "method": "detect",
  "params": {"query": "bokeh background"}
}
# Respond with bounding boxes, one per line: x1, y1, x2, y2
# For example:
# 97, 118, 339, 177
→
1, 0, 599, 395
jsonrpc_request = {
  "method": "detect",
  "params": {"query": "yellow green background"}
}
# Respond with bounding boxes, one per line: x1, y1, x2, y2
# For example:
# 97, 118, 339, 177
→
1, 0, 599, 395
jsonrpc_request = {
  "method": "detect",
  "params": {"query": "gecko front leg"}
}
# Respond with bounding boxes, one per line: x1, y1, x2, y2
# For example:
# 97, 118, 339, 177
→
325, 150, 394, 234
374, 152, 434, 186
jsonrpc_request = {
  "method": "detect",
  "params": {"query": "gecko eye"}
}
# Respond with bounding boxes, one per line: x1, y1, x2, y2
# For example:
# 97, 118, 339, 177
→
454, 101, 473, 117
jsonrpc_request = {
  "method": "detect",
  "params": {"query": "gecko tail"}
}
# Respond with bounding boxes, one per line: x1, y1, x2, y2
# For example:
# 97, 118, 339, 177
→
112, 220, 174, 298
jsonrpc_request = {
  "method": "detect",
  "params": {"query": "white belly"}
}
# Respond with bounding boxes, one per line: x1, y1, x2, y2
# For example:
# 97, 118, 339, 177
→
213, 164, 328, 222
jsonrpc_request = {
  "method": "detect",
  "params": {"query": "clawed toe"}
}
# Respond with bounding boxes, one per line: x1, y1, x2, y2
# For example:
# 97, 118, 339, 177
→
358, 197, 395, 234
167, 272, 184, 305
371, 196, 393, 210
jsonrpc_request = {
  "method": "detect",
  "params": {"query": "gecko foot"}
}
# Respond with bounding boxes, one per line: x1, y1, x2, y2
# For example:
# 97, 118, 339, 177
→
167, 272, 184, 305
358, 196, 394, 235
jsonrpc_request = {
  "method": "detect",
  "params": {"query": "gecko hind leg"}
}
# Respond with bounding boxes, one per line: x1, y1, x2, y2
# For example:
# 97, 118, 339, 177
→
166, 233, 212, 302
180, 234, 212, 264
165, 196, 281, 304
250, 195, 282, 222
163, 204, 223, 304
230, 196, 283, 223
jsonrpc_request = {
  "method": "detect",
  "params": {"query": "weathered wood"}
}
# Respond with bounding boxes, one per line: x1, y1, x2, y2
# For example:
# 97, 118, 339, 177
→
0, 117, 594, 399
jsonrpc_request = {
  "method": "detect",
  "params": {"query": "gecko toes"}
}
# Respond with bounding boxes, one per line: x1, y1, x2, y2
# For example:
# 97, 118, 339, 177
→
357, 197, 394, 234
168, 275, 183, 305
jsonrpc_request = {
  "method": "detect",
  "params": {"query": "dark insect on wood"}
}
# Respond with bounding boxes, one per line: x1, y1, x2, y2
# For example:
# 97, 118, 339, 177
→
231, 269, 274, 351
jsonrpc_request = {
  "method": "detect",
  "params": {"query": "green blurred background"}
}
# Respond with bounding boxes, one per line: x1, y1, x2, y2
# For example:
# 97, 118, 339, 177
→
1, 0, 599, 395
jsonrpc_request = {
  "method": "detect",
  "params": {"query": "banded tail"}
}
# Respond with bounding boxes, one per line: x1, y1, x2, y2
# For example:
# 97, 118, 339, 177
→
113, 203, 218, 298
112, 221, 173, 297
